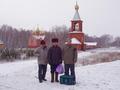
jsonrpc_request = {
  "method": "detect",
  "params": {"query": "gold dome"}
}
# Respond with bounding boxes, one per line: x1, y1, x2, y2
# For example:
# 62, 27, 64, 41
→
32, 26, 45, 36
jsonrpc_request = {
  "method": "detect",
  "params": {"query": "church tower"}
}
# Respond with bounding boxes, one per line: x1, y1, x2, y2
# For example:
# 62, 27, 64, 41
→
69, 2, 85, 50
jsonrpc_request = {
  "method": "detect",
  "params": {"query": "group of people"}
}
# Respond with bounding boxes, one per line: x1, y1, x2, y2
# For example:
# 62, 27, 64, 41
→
35, 38, 77, 83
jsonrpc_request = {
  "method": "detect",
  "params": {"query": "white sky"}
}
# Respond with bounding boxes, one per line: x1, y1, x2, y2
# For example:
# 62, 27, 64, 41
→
0, 0, 120, 37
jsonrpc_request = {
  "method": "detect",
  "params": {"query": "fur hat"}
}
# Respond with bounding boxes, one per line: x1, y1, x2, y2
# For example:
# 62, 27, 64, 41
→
41, 40, 46, 45
52, 38, 58, 43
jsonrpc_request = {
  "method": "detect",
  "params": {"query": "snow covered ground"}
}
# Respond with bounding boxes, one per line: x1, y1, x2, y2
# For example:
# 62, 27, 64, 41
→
77, 47, 120, 66
0, 59, 120, 90
78, 47, 120, 59
0, 47, 120, 90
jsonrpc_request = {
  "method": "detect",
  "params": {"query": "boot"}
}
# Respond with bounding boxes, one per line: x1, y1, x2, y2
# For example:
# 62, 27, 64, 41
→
51, 73, 54, 82
39, 80, 43, 83
55, 72, 59, 82
43, 78, 47, 81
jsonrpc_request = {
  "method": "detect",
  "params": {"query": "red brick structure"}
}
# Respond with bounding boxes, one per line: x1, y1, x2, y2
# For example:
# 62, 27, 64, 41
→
69, 2, 85, 50
28, 36, 40, 48
0, 40, 5, 49
28, 27, 45, 48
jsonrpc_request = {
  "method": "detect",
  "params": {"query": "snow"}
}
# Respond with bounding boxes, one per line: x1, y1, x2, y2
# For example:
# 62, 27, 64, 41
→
71, 38, 81, 44
0, 58, 120, 90
89, 47, 120, 53
78, 47, 120, 58
69, 31, 83, 33
78, 51, 93, 58
76, 60, 120, 90
85, 42, 97, 46
33, 35, 45, 40
0, 59, 35, 76
0, 40, 4, 44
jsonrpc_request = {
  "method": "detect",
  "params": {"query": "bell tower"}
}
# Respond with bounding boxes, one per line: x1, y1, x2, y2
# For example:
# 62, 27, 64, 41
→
69, 2, 85, 50
71, 2, 82, 32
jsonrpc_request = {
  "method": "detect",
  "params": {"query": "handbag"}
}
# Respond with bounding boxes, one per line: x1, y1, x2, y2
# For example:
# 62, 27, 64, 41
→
56, 64, 64, 74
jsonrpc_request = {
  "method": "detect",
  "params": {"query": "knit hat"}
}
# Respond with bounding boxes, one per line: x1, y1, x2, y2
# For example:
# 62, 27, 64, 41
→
41, 40, 46, 45
52, 38, 58, 43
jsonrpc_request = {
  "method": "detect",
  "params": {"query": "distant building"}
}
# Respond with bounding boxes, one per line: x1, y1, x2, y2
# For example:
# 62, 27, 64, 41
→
28, 27, 45, 48
67, 2, 97, 50
0, 40, 5, 49
68, 2, 85, 50
85, 42, 97, 49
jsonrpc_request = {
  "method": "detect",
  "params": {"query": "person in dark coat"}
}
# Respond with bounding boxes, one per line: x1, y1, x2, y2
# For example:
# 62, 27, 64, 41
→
35, 40, 48, 83
47, 38, 62, 82
62, 39, 77, 83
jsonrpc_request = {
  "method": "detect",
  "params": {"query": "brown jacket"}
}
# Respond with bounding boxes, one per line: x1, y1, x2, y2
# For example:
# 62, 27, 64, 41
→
62, 45, 77, 64
35, 46, 48, 65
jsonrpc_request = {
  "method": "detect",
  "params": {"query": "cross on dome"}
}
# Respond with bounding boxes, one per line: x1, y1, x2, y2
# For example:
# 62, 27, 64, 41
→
73, 1, 81, 21
75, 1, 79, 11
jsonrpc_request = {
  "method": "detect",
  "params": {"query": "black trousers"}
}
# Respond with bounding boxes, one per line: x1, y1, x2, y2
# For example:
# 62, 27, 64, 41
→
50, 64, 59, 73
38, 64, 47, 81
64, 64, 76, 81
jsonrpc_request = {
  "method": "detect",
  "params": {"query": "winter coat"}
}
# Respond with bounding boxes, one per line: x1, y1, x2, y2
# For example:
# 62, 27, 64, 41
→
62, 45, 77, 64
35, 46, 48, 65
47, 45, 62, 65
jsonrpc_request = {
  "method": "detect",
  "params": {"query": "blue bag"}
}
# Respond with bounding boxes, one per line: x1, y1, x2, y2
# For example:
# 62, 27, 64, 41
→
60, 75, 76, 85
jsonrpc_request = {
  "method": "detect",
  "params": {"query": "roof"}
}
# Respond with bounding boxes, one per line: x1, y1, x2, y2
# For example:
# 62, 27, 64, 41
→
69, 31, 82, 34
73, 11, 80, 21
85, 42, 97, 46
0, 40, 4, 44
33, 35, 45, 40
71, 38, 81, 44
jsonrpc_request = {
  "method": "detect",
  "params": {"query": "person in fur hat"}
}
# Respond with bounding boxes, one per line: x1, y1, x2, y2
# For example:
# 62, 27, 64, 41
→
47, 38, 62, 82
35, 40, 48, 83
62, 38, 77, 83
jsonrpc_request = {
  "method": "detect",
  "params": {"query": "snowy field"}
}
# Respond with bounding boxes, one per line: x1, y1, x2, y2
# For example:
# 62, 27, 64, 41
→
0, 59, 120, 90
78, 47, 120, 59
0, 47, 120, 90
77, 47, 120, 66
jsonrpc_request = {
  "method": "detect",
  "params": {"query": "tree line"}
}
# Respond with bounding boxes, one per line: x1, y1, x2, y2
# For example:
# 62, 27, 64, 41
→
0, 24, 120, 61
0, 24, 120, 49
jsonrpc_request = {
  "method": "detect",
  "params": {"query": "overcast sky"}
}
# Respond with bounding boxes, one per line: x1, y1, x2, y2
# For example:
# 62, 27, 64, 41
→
0, 0, 120, 37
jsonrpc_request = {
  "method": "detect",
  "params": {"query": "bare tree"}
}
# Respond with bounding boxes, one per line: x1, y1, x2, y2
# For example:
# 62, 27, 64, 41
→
111, 37, 120, 47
